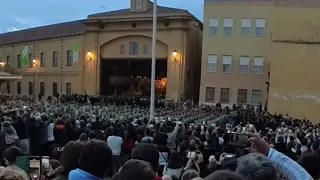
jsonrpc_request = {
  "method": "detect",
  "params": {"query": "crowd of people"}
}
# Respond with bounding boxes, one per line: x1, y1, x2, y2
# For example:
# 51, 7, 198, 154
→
0, 94, 319, 180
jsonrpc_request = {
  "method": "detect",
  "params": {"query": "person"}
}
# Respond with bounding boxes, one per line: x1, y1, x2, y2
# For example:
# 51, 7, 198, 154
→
204, 170, 243, 180
162, 151, 183, 179
2, 121, 18, 147
131, 143, 160, 180
0, 167, 28, 180
180, 169, 200, 180
141, 128, 154, 143
69, 139, 112, 180
112, 159, 155, 180
2, 146, 28, 179
243, 132, 313, 180
107, 128, 123, 175
53, 141, 84, 180
13, 115, 29, 155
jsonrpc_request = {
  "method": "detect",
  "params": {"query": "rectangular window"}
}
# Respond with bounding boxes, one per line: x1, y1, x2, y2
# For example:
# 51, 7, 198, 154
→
66, 83, 72, 96
205, 87, 215, 103
222, 56, 232, 73
67, 50, 72, 66
53, 82, 58, 96
129, 41, 138, 55
28, 82, 33, 95
251, 90, 262, 105
40, 52, 45, 67
220, 88, 230, 104
255, 19, 266, 36
223, 18, 233, 36
17, 55, 21, 68
53, 51, 58, 67
237, 89, 248, 104
40, 82, 45, 95
253, 57, 264, 74
143, 44, 148, 55
120, 45, 125, 55
208, 55, 217, 72
209, 18, 218, 35
6, 55, 10, 66
6, 82, 10, 94
241, 18, 251, 36
239, 56, 250, 73
29, 54, 33, 68
17, 82, 21, 95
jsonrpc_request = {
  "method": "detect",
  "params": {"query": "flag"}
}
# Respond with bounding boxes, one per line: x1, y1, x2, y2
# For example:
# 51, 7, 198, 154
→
22, 46, 29, 67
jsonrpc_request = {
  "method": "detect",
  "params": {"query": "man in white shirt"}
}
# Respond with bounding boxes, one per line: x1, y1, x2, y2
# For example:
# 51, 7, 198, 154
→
107, 129, 123, 175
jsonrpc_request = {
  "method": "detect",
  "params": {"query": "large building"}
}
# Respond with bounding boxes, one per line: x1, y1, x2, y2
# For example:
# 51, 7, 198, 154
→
200, 0, 320, 122
0, 0, 202, 101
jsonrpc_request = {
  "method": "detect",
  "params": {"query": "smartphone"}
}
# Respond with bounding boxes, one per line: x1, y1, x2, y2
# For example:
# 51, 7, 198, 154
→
224, 133, 249, 147
30, 157, 41, 180
42, 157, 50, 170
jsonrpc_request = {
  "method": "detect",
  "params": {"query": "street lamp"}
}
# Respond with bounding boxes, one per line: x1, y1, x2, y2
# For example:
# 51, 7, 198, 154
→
87, 50, 92, 60
32, 59, 37, 102
172, 49, 178, 61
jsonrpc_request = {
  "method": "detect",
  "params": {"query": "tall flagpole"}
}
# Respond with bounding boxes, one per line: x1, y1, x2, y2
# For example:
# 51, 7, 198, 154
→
149, 0, 157, 122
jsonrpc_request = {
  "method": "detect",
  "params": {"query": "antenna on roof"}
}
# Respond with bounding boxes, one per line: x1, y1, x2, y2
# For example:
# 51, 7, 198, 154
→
101, 6, 106, 12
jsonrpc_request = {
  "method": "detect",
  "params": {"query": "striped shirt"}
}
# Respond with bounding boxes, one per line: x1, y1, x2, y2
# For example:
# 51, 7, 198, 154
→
268, 148, 313, 180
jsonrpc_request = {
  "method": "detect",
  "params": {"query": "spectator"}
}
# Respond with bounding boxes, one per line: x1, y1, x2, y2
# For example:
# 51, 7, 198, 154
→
0, 167, 28, 180
181, 169, 200, 180
162, 151, 183, 179
236, 153, 276, 180
2, 146, 28, 179
13, 115, 29, 155
204, 170, 244, 180
131, 143, 160, 179
69, 139, 112, 180
107, 128, 123, 175
112, 159, 155, 180
54, 141, 83, 180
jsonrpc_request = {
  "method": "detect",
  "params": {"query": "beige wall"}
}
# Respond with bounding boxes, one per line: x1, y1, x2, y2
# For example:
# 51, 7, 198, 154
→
199, 1, 271, 106
268, 6, 320, 123
0, 36, 85, 98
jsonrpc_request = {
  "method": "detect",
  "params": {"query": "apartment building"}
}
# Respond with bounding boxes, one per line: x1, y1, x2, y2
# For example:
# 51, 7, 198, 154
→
200, 0, 271, 107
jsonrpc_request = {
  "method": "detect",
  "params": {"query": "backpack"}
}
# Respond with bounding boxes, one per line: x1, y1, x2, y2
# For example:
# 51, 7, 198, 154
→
5, 132, 16, 145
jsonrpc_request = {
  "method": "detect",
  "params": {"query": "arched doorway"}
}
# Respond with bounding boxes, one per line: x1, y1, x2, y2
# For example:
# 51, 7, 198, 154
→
99, 35, 168, 97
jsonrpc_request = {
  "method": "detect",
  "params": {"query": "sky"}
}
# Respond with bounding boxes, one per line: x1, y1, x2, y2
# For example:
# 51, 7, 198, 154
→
0, 0, 203, 33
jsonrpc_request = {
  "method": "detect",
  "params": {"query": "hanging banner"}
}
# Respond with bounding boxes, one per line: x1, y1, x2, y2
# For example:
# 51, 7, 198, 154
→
22, 46, 29, 67
72, 40, 79, 63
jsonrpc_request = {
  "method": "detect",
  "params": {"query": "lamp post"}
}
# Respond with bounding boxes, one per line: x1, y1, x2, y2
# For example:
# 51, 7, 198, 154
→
32, 59, 37, 102
149, 0, 157, 122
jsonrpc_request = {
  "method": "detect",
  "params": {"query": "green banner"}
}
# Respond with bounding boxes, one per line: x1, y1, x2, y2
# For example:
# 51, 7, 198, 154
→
22, 46, 29, 67
72, 40, 79, 63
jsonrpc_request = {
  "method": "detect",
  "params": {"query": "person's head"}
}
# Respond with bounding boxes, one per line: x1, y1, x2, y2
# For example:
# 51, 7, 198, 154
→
181, 169, 200, 180
0, 167, 28, 180
112, 159, 155, 180
236, 153, 277, 180
3, 146, 24, 166
145, 128, 151, 136
79, 133, 88, 142
57, 141, 83, 176
131, 143, 159, 172
276, 135, 284, 143
204, 170, 244, 180
311, 142, 319, 151
78, 139, 112, 178
298, 153, 320, 179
